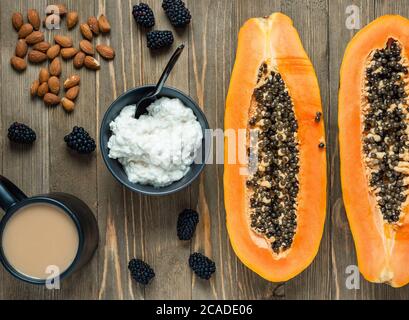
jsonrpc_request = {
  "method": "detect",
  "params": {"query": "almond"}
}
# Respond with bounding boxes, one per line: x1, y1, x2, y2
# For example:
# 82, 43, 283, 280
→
25, 31, 44, 45
49, 57, 62, 76
28, 50, 48, 63
87, 16, 99, 35
47, 44, 60, 60
79, 23, 92, 41
73, 51, 86, 69
98, 14, 111, 33
84, 56, 100, 70
66, 85, 80, 100
37, 82, 49, 97
27, 9, 41, 30
18, 23, 33, 39
61, 47, 79, 59
54, 35, 73, 48
15, 39, 28, 58
33, 41, 51, 53
79, 40, 94, 55
39, 68, 50, 83
44, 93, 60, 106
30, 79, 40, 97
48, 76, 60, 95
10, 56, 27, 72
67, 11, 78, 29
96, 44, 115, 60
12, 12, 24, 31
61, 97, 75, 112
64, 75, 80, 89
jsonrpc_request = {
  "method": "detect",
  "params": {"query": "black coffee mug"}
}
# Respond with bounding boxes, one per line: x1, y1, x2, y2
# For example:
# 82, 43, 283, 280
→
0, 175, 99, 285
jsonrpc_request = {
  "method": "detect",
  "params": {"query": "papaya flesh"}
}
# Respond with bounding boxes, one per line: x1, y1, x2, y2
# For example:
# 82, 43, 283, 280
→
339, 15, 409, 287
224, 13, 326, 282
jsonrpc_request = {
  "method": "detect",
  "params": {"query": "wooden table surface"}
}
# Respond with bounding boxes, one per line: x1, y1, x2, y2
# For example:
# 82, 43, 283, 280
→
1, 0, 409, 300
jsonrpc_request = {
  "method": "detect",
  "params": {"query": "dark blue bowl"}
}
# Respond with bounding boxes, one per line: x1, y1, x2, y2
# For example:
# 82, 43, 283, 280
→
100, 85, 210, 196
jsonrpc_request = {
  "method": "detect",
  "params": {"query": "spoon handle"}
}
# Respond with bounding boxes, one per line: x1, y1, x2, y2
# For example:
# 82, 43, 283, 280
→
153, 44, 185, 96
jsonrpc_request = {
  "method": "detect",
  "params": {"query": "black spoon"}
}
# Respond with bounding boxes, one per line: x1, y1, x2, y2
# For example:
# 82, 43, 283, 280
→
134, 44, 185, 118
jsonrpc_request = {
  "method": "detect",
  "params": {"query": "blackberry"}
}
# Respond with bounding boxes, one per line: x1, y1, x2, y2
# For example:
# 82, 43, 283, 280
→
189, 252, 216, 280
146, 30, 174, 49
132, 3, 155, 28
177, 209, 199, 240
64, 126, 96, 154
128, 258, 155, 285
7, 122, 36, 144
162, 0, 191, 28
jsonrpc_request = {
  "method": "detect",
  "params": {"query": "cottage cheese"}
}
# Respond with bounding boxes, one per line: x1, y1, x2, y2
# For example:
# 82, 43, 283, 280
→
108, 97, 203, 187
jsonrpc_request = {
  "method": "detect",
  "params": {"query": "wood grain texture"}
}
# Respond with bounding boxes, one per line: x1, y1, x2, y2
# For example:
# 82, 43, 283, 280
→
1, 0, 52, 300
48, 0, 99, 300
1, 0, 409, 300
96, 0, 136, 301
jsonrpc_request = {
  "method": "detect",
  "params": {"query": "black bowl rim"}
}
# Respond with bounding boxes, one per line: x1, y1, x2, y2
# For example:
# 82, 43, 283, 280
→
100, 85, 210, 196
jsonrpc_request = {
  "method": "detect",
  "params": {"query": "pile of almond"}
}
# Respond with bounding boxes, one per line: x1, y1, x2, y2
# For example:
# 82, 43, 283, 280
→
10, 4, 115, 113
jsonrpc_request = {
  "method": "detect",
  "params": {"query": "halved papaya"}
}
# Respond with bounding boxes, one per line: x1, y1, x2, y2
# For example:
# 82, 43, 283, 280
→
224, 13, 326, 282
339, 15, 409, 287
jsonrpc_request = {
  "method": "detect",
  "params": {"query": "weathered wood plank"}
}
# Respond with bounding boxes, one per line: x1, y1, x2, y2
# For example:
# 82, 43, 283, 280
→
95, 0, 145, 300
47, 0, 98, 299
138, 0, 192, 300
188, 0, 241, 300
0, 0, 52, 299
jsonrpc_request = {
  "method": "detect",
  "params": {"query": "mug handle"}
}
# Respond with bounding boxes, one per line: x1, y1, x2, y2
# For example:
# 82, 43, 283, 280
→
0, 176, 27, 212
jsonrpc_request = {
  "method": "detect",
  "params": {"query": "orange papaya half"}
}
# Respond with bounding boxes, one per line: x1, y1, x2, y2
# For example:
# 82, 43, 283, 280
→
224, 13, 326, 282
339, 15, 409, 287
